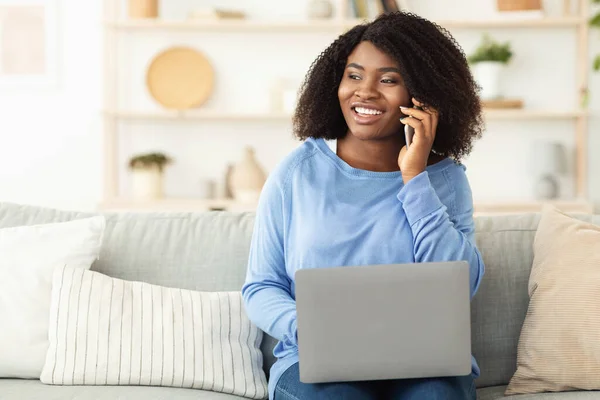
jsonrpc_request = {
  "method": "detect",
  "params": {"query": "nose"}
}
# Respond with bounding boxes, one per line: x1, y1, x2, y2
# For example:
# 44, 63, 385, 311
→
355, 78, 379, 100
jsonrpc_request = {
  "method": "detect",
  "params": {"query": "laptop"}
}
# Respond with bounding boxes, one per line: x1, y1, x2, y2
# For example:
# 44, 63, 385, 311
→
295, 261, 472, 384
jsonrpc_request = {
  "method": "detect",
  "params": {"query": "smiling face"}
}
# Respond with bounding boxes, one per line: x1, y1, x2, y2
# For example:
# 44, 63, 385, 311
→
338, 41, 411, 141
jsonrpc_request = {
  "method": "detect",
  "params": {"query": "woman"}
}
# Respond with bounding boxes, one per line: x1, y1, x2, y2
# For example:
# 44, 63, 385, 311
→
242, 11, 485, 400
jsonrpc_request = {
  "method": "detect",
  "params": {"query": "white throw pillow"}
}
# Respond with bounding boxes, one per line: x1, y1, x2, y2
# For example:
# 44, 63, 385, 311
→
41, 266, 268, 400
0, 216, 106, 378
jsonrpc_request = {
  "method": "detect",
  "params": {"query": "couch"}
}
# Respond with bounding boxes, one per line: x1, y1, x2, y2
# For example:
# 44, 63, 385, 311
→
0, 201, 598, 400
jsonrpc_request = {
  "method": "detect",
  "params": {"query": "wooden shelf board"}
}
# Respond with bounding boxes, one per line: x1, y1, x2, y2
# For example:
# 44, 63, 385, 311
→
100, 198, 594, 215
105, 109, 586, 121
105, 19, 346, 31
483, 109, 587, 119
104, 110, 292, 121
99, 198, 257, 212
474, 199, 594, 214
106, 17, 584, 31
427, 17, 583, 28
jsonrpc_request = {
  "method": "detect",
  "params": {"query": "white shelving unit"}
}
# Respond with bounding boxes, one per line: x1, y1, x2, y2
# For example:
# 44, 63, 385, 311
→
100, 0, 594, 214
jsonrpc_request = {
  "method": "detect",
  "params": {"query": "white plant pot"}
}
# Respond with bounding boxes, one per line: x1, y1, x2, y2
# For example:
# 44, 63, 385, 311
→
472, 62, 504, 100
131, 168, 163, 200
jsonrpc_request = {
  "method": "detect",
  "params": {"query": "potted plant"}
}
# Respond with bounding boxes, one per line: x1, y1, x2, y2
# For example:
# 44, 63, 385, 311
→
468, 34, 513, 100
128, 152, 172, 200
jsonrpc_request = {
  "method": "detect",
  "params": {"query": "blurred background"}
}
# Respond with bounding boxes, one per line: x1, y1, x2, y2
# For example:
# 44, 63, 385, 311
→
0, 0, 598, 215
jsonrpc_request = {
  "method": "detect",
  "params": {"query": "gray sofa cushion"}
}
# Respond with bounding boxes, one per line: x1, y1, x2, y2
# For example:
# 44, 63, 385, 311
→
0, 202, 277, 377
0, 202, 255, 292
3, 380, 599, 400
478, 385, 600, 399
0, 379, 245, 399
3, 202, 600, 392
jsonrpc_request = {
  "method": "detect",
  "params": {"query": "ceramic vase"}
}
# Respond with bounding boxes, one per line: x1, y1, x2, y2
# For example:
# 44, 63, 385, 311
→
230, 147, 266, 204
535, 175, 559, 200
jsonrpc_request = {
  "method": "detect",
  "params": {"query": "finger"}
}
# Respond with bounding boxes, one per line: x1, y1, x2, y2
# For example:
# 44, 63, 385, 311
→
399, 107, 432, 138
399, 105, 429, 122
400, 114, 425, 136
400, 107, 430, 139
426, 107, 439, 141
412, 97, 424, 108
412, 98, 438, 141
412, 98, 438, 117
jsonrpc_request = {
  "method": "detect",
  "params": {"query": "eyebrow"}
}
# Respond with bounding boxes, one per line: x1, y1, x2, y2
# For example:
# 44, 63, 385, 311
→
346, 63, 401, 74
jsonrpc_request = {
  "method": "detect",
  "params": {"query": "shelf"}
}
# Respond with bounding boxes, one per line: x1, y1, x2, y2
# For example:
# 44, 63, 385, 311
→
106, 16, 584, 32
483, 109, 587, 119
104, 110, 292, 121
99, 197, 594, 215
99, 198, 258, 212
473, 200, 594, 215
412, 17, 584, 29
102, 0, 593, 207
105, 109, 587, 121
105, 19, 347, 32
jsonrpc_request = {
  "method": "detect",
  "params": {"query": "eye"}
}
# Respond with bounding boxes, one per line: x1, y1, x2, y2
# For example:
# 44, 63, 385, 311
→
348, 74, 361, 80
381, 78, 397, 84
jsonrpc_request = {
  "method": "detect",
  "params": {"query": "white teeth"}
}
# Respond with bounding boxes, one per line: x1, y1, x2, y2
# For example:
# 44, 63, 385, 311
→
355, 107, 382, 115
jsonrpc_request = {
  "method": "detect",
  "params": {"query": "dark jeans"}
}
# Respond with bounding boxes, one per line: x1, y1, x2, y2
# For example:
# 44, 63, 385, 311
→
274, 363, 477, 400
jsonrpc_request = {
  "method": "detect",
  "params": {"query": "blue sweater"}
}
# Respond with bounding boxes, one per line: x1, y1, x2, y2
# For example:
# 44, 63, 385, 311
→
241, 137, 485, 399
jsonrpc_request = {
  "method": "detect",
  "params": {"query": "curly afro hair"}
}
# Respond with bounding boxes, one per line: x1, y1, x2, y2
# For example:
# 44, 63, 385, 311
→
292, 11, 484, 161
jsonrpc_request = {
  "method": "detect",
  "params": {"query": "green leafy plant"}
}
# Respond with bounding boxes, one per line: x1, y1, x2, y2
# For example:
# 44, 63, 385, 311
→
467, 34, 513, 64
128, 152, 173, 172
591, 0, 600, 71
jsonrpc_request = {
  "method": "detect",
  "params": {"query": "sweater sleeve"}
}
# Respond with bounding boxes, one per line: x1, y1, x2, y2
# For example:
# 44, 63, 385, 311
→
396, 168, 485, 297
241, 172, 298, 348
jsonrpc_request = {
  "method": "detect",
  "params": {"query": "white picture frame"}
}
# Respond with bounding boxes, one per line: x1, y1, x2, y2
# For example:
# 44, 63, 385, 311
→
0, 0, 59, 89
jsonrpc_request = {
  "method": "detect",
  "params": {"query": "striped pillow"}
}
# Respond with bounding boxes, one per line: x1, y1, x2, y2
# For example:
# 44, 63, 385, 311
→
40, 266, 268, 399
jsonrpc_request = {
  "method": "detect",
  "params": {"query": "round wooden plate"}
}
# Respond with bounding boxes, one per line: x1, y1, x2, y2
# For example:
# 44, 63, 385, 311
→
146, 46, 214, 109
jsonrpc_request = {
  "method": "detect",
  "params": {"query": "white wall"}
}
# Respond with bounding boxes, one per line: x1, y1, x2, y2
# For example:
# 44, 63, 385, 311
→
0, 0, 103, 210
0, 0, 598, 211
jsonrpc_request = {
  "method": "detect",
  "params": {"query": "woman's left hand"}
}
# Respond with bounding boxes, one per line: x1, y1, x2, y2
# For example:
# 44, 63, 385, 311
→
398, 98, 439, 184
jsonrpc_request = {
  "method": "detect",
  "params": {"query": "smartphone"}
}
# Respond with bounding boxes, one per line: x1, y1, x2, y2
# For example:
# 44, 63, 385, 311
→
404, 124, 414, 149
403, 105, 422, 148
